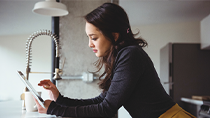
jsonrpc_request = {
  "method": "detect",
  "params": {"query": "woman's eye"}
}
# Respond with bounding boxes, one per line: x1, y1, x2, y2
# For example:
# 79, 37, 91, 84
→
92, 38, 97, 41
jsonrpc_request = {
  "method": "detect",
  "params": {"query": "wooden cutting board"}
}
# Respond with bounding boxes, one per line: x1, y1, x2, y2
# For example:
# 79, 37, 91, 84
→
192, 96, 210, 101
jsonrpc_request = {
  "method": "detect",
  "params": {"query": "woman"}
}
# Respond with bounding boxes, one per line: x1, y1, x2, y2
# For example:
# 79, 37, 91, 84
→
34, 3, 196, 118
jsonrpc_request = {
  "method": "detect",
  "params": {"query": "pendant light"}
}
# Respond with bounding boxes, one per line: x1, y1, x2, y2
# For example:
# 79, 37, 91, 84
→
32, 0, 68, 17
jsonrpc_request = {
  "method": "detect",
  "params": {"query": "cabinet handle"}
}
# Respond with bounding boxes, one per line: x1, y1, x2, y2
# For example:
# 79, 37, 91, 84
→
164, 82, 174, 85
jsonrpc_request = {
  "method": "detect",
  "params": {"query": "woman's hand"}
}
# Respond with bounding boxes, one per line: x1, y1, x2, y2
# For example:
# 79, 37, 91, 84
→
38, 79, 59, 101
33, 97, 52, 114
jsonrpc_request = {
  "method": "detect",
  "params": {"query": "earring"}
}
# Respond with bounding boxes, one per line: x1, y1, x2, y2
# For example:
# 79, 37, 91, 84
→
127, 28, 130, 33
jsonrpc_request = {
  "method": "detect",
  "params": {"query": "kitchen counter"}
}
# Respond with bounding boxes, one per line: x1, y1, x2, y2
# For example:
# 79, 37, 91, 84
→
0, 100, 64, 118
181, 97, 203, 105
0, 101, 106, 118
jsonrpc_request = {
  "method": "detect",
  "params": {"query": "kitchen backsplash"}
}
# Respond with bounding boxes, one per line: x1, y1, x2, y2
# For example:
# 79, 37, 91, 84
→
57, 79, 102, 98
59, 0, 111, 76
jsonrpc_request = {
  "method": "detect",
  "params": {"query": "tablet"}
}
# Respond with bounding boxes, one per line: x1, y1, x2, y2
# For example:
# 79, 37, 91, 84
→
17, 70, 45, 108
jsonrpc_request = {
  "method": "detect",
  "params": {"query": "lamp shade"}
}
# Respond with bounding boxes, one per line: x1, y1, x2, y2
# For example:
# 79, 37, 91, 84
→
32, 0, 68, 17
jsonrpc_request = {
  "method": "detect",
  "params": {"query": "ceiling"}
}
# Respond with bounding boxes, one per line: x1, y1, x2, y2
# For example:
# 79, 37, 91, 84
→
1, 0, 210, 35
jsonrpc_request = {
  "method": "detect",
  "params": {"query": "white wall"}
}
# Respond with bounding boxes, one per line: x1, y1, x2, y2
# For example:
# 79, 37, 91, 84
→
133, 21, 200, 75
0, 1, 51, 101
118, 21, 200, 118
201, 14, 210, 49
0, 34, 52, 101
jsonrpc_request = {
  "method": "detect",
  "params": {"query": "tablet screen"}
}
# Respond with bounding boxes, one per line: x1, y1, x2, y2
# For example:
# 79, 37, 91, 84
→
17, 71, 45, 108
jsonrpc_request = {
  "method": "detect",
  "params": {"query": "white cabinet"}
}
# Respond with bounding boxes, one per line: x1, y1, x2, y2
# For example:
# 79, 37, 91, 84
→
201, 14, 210, 49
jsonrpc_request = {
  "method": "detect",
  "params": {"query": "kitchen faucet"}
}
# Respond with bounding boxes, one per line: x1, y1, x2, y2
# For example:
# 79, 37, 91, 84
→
25, 29, 62, 83
21, 30, 62, 110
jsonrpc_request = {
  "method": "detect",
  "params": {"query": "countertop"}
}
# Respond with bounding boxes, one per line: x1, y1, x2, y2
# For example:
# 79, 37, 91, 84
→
181, 97, 203, 105
0, 100, 63, 118
2, 99, 200, 118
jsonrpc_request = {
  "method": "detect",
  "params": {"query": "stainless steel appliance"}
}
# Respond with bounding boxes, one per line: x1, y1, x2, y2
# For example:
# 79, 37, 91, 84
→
199, 101, 210, 117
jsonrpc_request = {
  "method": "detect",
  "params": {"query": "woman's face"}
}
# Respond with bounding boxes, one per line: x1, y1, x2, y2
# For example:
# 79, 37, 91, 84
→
85, 22, 112, 57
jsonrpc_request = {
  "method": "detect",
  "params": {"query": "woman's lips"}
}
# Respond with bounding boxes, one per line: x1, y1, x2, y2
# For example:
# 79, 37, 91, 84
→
93, 49, 97, 53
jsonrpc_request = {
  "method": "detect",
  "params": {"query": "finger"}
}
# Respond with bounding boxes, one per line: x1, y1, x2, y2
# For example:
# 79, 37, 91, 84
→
38, 80, 50, 85
33, 96, 42, 108
42, 81, 55, 88
38, 80, 51, 86
38, 83, 50, 87
47, 81, 55, 87
38, 80, 56, 91
43, 85, 51, 89
39, 80, 51, 84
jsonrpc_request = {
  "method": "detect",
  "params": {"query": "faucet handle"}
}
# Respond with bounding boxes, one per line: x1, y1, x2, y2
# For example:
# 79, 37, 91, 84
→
53, 57, 65, 80
53, 68, 62, 80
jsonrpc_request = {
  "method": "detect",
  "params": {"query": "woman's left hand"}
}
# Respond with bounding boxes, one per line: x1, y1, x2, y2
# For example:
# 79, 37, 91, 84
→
33, 97, 52, 114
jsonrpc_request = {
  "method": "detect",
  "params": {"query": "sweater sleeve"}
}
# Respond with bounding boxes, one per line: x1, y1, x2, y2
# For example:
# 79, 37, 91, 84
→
55, 92, 106, 107
47, 46, 145, 117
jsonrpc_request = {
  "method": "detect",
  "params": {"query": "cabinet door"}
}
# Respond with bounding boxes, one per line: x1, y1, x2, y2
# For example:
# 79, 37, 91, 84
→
173, 43, 210, 107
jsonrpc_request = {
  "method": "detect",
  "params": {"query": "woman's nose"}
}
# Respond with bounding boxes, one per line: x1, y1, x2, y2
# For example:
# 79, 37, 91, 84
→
89, 39, 94, 48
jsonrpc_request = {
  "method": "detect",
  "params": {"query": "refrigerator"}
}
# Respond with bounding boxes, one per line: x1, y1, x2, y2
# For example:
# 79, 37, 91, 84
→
160, 43, 210, 107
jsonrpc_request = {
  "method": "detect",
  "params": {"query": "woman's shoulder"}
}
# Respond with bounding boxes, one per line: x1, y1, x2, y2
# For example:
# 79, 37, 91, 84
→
114, 45, 148, 70
114, 45, 145, 62
118, 45, 144, 56
116, 45, 150, 62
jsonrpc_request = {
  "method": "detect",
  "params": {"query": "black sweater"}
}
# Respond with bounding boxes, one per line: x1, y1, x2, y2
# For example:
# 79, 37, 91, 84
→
47, 45, 175, 118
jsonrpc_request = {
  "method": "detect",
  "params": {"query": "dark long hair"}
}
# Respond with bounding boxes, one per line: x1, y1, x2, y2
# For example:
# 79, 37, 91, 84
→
84, 3, 147, 92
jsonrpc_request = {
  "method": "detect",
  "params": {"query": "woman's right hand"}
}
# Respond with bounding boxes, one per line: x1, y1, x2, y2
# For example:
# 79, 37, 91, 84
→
38, 79, 59, 101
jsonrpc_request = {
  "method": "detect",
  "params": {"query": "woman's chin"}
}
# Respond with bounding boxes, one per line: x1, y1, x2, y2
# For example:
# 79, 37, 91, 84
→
95, 53, 102, 57
95, 54, 100, 57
